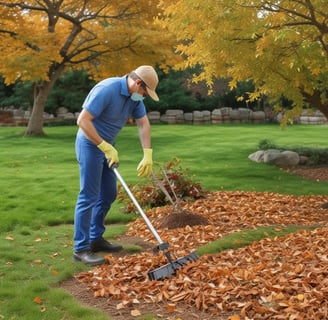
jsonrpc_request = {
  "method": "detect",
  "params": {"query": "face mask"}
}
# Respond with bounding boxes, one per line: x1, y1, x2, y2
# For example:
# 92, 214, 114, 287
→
131, 93, 145, 101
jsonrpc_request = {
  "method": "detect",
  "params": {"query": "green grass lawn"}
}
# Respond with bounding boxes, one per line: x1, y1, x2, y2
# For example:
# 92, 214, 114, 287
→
0, 124, 327, 319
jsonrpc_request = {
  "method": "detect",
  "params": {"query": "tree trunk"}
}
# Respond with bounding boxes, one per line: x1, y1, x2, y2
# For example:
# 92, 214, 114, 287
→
318, 105, 328, 120
24, 65, 65, 136
301, 89, 328, 120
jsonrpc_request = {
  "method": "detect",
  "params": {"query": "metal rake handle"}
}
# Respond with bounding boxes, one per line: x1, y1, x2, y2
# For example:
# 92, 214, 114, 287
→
112, 167, 164, 245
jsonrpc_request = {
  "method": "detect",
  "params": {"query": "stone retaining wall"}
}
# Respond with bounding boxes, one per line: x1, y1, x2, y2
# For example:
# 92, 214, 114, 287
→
0, 106, 327, 126
0, 107, 78, 126
149, 108, 327, 125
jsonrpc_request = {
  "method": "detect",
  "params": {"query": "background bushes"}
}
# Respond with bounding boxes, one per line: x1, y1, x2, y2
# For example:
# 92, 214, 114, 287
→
0, 68, 262, 114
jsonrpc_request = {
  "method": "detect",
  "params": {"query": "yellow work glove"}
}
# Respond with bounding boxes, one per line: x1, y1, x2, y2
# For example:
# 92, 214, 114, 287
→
137, 148, 153, 178
97, 140, 119, 168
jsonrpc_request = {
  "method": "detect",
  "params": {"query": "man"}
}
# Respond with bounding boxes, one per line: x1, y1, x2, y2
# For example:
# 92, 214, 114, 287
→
73, 65, 159, 266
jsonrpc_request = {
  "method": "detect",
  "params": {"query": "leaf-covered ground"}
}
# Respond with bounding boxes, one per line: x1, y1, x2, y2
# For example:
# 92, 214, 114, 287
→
62, 184, 328, 320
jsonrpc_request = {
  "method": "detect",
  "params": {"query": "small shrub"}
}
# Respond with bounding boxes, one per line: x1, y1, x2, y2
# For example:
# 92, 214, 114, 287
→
117, 158, 206, 214
258, 139, 277, 150
292, 147, 328, 165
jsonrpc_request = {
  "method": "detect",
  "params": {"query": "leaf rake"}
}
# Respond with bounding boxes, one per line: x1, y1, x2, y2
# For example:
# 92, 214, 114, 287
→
112, 166, 198, 280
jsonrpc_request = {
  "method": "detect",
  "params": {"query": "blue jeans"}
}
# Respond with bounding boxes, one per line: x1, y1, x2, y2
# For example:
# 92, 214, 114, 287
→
73, 134, 117, 252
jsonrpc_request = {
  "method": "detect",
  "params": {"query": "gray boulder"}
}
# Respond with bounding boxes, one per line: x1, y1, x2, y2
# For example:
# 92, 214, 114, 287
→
249, 150, 300, 167
248, 149, 280, 163
264, 150, 300, 166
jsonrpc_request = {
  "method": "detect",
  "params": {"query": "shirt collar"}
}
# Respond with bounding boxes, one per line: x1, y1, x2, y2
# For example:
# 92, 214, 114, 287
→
120, 75, 130, 97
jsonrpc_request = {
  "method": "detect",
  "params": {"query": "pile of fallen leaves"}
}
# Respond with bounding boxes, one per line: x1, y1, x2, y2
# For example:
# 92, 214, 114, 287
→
76, 191, 328, 319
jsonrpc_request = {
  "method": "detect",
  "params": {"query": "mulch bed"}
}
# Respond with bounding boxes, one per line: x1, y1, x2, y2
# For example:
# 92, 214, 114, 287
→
283, 165, 328, 182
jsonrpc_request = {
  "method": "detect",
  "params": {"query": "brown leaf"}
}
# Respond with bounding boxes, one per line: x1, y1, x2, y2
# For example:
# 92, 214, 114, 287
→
166, 303, 176, 313
130, 309, 141, 317
33, 296, 42, 304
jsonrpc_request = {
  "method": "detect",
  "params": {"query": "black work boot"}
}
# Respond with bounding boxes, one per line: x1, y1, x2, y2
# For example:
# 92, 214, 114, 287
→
90, 237, 123, 253
72, 249, 106, 266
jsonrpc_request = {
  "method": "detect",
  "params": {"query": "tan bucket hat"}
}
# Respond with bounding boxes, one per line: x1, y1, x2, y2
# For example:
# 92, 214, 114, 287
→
134, 65, 159, 101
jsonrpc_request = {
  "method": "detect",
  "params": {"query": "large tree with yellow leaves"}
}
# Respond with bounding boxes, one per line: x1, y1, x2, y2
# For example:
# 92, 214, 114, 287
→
0, 0, 176, 135
158, 0, 328, 124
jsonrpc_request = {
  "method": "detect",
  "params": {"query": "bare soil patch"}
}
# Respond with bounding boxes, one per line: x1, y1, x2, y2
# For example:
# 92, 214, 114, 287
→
158, 209, 208, 229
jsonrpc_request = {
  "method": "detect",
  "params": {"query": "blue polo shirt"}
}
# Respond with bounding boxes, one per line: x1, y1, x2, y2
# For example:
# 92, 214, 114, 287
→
79, 75, 146, 143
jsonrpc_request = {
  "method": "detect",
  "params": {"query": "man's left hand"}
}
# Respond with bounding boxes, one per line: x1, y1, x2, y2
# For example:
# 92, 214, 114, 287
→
137, 148, 153, 177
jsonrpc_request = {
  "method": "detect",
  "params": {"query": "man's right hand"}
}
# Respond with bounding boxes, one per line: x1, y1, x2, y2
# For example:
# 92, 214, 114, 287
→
97, 141, 119, 167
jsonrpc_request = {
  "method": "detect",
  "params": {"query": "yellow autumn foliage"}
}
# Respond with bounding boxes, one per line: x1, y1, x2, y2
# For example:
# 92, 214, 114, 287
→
0, 0, 178, 84
0, 0, 179, 135
158, 0, 328, 123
